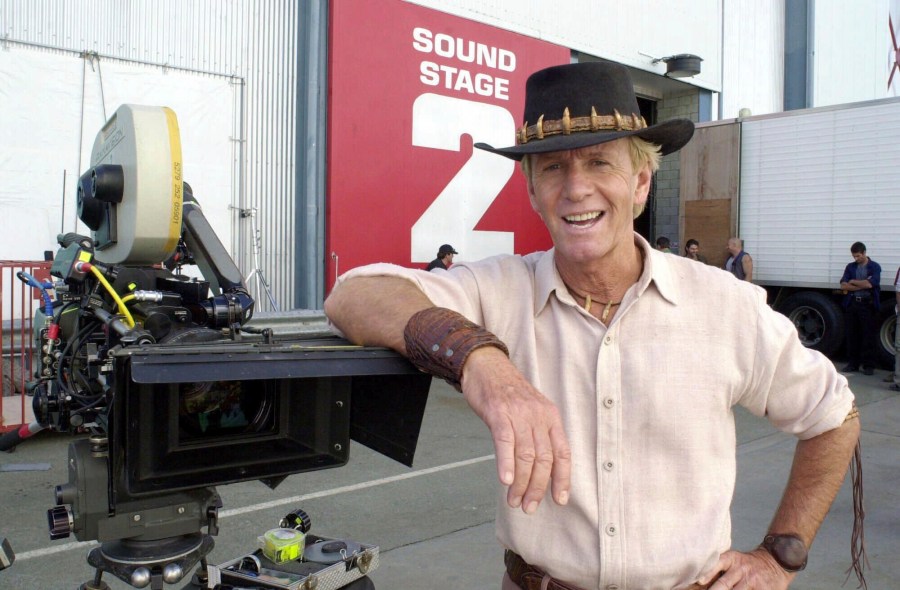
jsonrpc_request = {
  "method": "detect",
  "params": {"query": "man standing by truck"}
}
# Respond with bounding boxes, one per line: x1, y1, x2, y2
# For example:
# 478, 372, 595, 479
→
725, 237, 753, 281
839, 241, 881, 375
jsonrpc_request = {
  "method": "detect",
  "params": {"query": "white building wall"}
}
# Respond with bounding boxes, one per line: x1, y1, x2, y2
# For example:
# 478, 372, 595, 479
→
891, 0, 900, 97
813, 0, 893, 105
720, 0, 784, 119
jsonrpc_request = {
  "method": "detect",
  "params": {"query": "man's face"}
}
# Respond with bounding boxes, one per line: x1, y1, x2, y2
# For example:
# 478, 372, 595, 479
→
688, 244, 700, 256
727, 239, 741, 255
526, 139, 651, 266
852, 251, 867, 264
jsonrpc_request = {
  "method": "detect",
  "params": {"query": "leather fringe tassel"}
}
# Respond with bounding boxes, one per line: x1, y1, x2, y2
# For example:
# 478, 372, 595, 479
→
844, 440, 868, 589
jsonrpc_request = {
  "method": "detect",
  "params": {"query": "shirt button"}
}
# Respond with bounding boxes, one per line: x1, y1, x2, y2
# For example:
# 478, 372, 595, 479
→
603, 461, 614, 471
604, 398, 615, 408
604, 335, 612, 344
606, 524, 617, 536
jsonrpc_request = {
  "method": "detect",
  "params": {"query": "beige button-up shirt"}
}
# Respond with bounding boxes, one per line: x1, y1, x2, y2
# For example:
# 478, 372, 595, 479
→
335, 234, 854, 590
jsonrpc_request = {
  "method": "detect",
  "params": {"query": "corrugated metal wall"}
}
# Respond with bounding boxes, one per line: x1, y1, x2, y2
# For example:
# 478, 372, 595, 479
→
0, 0, 301, 311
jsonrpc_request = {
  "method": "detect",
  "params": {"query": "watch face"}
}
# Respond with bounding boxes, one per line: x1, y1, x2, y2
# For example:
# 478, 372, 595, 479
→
763, 534, 808, 572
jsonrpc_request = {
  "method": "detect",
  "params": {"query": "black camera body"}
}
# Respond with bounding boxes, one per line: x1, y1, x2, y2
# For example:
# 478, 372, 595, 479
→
45, 334, 430, 545
27, 105, 431, 588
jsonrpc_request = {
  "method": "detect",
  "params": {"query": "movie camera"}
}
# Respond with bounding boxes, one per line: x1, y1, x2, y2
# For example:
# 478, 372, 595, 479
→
7, 105, 431, 589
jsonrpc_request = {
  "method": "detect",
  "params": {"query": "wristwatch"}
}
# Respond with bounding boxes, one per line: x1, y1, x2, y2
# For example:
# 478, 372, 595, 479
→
761, 534, 808, 572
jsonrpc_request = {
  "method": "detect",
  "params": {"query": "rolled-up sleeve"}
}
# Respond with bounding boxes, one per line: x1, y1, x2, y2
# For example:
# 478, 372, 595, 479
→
739, 288, 854, 439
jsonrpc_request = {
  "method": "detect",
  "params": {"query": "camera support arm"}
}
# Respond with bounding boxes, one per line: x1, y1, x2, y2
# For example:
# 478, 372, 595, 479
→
178, 185, 255, 328
181, 185, 245, 296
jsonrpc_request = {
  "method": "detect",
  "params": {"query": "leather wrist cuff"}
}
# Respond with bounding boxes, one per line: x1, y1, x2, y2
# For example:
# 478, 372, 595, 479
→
403, 307, 509, 391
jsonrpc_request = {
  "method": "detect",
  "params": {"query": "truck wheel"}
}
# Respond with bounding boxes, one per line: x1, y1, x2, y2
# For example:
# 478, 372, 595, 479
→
876, 301, 896, 369
777, 292, 844, 357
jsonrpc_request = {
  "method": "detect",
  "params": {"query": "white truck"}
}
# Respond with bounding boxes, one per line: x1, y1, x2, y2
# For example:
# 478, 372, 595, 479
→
679, 97, 900, 366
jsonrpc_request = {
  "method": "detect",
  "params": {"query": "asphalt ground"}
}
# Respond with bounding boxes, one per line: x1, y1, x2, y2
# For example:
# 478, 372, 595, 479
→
1, 362, 898, 589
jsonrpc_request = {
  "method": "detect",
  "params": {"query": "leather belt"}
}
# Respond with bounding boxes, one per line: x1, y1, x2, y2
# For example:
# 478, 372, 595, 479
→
504, 550, 712, 590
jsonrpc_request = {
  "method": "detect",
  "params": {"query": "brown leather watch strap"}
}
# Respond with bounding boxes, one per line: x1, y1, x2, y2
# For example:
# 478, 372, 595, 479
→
760, 533, 808, 572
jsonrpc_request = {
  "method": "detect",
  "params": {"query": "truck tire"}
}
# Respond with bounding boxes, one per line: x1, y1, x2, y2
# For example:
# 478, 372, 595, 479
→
776, 292, 844, 357
876, 301, 896, 369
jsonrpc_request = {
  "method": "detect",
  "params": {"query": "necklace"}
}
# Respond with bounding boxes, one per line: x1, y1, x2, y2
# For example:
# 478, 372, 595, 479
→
571, 291, 622, 322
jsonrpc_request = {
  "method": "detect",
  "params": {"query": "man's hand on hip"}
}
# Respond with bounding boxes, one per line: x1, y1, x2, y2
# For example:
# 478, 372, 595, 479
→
460, 347, 572, 513
699, 548, 795, 590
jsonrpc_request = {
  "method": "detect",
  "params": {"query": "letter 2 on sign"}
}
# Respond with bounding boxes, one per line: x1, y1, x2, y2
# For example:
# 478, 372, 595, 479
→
411, 93, 515, 262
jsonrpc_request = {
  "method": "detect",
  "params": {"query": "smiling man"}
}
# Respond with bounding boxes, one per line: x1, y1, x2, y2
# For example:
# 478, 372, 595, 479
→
324, 62, 862, 590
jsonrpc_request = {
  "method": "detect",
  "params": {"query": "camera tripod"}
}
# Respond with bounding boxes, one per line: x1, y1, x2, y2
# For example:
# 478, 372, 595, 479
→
237, 206, 279, 311
81, 532, 214, 590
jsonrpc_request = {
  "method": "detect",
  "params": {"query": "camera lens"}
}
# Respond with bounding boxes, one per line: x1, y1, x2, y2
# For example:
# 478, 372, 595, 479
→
178, 380, 272, 441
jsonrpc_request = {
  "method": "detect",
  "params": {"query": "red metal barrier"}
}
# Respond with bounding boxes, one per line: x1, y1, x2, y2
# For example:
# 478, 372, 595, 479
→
1, 260, 52, 432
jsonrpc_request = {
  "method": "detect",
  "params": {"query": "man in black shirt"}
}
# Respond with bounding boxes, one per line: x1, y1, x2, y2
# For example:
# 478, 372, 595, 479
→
839, 241, 881, 375
426, 244, 458, 271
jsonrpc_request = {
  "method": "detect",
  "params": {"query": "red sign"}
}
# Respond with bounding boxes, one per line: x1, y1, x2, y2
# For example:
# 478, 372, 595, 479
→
326, 0, 568, 289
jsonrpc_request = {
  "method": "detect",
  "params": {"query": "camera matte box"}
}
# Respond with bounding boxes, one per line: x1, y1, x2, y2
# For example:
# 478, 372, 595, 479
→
107, 337, 432, 497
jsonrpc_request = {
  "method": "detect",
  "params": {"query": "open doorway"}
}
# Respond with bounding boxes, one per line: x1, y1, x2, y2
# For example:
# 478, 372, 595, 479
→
633, 95, 657, 242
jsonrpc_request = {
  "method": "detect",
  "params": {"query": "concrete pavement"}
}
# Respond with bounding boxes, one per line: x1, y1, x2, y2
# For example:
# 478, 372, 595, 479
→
0, 361, 897, 589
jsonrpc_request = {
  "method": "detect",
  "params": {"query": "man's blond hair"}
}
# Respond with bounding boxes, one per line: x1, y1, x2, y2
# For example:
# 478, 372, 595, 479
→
520, 136, 661, 218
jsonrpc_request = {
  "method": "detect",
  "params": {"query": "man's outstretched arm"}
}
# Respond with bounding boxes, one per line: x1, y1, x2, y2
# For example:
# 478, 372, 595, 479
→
324, 275, 432, 353
324, 275, 571, 512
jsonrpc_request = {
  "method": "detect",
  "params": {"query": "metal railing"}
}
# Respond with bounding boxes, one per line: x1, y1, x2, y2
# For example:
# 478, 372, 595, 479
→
1, 260, 52, 431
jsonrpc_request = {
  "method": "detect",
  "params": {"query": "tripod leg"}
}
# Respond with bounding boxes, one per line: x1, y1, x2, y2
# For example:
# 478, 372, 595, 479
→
245, 268, 261, 307
257, 270, 279, 310
80, 568, 110, 590
190, 556, 210, 587
246, 211, 279, 311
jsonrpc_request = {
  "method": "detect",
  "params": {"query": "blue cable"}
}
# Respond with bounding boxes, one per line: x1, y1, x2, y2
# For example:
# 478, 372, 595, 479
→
16, 271, 54, 318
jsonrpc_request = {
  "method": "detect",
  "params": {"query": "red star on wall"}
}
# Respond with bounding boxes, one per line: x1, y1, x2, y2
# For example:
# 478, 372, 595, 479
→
890, 15, 900, 90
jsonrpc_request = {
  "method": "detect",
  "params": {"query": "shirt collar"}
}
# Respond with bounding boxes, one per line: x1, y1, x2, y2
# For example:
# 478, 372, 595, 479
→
534, 233, 680, 316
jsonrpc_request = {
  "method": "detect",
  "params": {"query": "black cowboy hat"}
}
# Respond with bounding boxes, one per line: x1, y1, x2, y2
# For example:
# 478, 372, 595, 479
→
474, 61, 694, 160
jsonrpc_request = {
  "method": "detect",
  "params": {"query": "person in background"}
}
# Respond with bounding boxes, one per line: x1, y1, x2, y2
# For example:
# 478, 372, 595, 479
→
725, 237, 753, 281
684, 238, 708, 264
425, 244, 458, 271
325, 61, 863, 590
839, 241, 881, 376
655, 235, 674, 253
